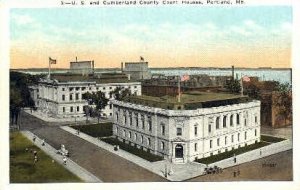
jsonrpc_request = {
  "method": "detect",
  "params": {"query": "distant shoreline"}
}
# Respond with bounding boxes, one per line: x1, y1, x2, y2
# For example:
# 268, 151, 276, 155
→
10, 67, 292, 71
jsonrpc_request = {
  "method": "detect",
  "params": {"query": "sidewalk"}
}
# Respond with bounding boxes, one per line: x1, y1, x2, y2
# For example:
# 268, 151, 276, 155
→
23, 109, 110, 125
60, 126, 293, 181
21, 130, 102, 182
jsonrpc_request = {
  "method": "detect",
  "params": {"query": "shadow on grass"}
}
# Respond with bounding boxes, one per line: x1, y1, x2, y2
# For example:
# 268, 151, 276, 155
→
102, 137, 164, 162
70, 123, 113, 137
195, 141, 270, 165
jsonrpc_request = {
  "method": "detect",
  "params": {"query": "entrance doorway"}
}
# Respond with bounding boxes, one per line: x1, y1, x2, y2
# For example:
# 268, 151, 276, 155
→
175, 144, 183, 158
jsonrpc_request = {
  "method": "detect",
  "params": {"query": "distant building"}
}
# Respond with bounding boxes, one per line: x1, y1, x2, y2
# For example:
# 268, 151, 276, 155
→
112, 92, 261, 163
122, 61, 151, 80
70, 59, 94, 75
33, 73, 141, 119
142, 75, 232, 97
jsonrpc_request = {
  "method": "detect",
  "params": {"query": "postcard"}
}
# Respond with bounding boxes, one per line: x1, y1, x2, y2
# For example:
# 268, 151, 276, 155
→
1, 0, 300, 190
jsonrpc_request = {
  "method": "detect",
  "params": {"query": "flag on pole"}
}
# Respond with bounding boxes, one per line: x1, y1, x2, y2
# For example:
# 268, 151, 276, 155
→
140, 56, 144, 62
49, 57, 57, 64
242, 76, 250, 82
180, 74, 190, 82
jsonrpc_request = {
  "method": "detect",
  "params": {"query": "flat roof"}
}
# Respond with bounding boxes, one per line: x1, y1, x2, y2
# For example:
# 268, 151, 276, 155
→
49, 73, 137, 84
123, 91, 250, 110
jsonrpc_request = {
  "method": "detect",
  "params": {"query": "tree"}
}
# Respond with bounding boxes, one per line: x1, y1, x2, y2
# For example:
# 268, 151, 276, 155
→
226, 79, 241, 94
110, 87, 131, 100
244, 83, 260, 99
9, 71, 39, 127
82, 91, 108, 123
274, 83, 292, 126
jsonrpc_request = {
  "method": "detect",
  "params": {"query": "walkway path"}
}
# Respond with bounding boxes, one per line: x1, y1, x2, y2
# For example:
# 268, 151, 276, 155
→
61, 126, 292, 181
21, 130, 102, 182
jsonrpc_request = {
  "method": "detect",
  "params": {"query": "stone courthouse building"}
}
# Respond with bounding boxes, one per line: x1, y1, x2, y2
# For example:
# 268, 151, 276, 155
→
33, 73, 141, 119
112, 92, 261, 163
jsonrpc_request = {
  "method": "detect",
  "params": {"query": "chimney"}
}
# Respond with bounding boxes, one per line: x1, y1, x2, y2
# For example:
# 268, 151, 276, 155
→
121, 62, 124, 72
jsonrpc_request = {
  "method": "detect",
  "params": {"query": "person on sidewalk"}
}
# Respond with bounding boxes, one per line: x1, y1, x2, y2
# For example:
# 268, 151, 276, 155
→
42, 139, 45, 146
63, 156, 67, 165
34, 155, 38, 164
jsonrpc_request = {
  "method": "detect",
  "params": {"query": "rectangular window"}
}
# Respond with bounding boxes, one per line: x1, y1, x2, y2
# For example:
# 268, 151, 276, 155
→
208, 124, 212, 133
161, 124, 165, 136
210, 140, 213, 149
70, 106, 73, 112
62, 95, 65, 101
225, 136, 227, 145
110, 104, 112, 109
161, 141, 165, 150
63, 107, 65, 112
176, 128, 182, 136
255, 116, 258, 123
238, 133, 240, 141
217, 138, 220, 146
245, 131, 247, 140
231, 135, 234, 143
148, 119, 152, 132
194, 126, 198, 136
77, 106, 79, 112
70, 94, 73, 101
75, 93, 79, 100
194, 143, 197, 152
244, 119, 247, 126
255, 129, 257, 136
148, 138, 151, 146
62, 88, 65, 91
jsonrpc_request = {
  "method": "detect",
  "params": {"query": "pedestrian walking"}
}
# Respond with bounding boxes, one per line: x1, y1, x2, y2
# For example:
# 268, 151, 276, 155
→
42, 139, 45, 146
34, 155, 38, 164
33, 150, 37, 156
63, 156, 67, 165
260, 148, 262, 156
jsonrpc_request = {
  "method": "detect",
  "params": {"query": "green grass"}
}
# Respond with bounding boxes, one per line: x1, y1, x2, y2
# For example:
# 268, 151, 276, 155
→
102, 137, 163, 162
10, 132, 81, 183
195, 141, 270, 165
261, 135, 286, 143
70, 123, 113, 137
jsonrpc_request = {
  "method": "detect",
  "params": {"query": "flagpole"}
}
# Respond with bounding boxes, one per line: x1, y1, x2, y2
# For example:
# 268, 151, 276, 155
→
178, 76, 181, 103
48, 57, 51, 79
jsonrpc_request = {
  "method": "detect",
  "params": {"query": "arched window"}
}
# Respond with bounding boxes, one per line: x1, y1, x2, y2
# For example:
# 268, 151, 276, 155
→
216, 117, 220, 129
223, 116, 227, 128
230, 115, 233, 126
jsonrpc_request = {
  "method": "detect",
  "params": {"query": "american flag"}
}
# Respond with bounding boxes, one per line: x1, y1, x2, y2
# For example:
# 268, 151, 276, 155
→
242, 76, 250, 82
181, 74, 190, 82
49, 57, 57, 64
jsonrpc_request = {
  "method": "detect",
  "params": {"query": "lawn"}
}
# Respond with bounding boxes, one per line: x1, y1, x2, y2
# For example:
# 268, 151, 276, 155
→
195, 141, 270, 165
70, 122, 113, 138
102, 137, 164, 162
10, 132, 81, 183
261, 135, 286, 143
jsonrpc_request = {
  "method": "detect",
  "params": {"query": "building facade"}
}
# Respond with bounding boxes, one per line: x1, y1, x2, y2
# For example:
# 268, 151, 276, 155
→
112, 95, 261, 163
122, 61, 151, 80
35, 75, 141, 119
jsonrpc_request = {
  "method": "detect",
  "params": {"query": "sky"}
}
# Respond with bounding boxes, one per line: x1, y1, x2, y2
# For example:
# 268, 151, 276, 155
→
10, 6, 292, 69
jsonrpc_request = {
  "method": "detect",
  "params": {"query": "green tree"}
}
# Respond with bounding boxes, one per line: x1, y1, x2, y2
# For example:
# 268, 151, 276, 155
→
274, 82, 292, 126
244, 83, 260, 99
110, 87, 131, 100
226, 79, 241, 94
9, 71, 40, 126
82, 91, 109, 123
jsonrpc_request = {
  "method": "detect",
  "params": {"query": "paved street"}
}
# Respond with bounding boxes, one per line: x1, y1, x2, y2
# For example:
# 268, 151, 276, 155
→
187, 149, 293, 181
16, 110, 292, 182
18, 111, 166, 182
